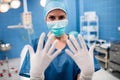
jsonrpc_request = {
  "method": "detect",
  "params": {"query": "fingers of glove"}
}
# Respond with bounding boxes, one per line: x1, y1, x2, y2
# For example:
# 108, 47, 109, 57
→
44, 34, 54, 52
89, 43, 96, 59
52, 49, 61, 59
27, 45, 35, 57
47, 40, 58, 55
78, 34, 87, 50
65, 49, 74, 59
69, 35, 81, 50
36, 32, 46, 53
67, 40, 77, 54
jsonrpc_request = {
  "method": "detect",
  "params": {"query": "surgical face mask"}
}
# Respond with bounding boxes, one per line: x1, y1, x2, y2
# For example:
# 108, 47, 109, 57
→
47, 19, 68, 37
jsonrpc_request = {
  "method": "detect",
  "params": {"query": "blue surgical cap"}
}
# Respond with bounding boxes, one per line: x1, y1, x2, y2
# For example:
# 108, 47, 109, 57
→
44, 0, 67, 19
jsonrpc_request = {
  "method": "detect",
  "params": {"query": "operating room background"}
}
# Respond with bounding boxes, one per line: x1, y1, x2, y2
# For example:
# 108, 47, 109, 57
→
0, 0, 120, 59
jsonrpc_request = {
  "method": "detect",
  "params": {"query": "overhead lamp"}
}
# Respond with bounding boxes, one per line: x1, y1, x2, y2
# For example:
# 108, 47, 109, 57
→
3, 0, 12, 3
0, 3, 10, 13
0, 0, 21, 13
40, 0, 46, 7
10, 0, 21, 9
118, 26, 120, 31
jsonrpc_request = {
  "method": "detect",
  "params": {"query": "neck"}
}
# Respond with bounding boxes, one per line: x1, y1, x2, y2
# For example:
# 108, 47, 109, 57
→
47, 32, 68, 50
47, 32, 68, 42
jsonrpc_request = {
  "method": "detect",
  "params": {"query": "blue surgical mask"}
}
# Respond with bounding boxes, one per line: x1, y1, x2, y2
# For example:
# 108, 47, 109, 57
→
47, 19, 68, 37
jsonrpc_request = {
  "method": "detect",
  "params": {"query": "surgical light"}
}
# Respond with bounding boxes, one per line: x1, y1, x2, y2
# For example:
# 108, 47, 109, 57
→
10, 0, 21, 9
0, 3, 10, 13
3, 0, 11, 3
40, 0, 46, 7
0, 0, 21, 13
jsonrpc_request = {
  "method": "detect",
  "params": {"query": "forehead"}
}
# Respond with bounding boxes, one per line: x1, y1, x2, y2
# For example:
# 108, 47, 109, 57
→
47, 9, 66, 16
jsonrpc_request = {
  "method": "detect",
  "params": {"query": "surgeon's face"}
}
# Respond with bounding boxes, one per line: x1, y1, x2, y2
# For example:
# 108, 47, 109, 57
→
46, 9, 67, 22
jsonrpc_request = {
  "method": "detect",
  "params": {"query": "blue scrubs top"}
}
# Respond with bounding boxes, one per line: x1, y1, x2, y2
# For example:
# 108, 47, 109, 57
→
19, 38, 101, 80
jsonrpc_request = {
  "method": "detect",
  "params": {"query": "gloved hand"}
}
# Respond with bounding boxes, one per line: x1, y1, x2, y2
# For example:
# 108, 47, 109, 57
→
27, 32, 61, 80
65, 34, 95, 80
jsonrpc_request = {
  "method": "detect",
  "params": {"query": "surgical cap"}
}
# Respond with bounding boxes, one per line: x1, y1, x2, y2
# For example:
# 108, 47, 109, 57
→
44, 0, 67, 19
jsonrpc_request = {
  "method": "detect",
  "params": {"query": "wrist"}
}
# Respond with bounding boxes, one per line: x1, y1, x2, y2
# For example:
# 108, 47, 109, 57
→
80, 72, 93, 80
30, 71, 44, 80
82, 64, 94, 75
80, 73, 93, 80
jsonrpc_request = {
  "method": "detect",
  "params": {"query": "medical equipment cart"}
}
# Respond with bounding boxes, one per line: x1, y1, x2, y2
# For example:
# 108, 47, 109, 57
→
80, 12, 99, 47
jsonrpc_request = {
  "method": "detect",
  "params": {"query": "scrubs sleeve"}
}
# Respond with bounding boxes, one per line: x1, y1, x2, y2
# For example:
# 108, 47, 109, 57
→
19, 38, 39, 78
94, 54, 101, 71
73, 62, 80, 80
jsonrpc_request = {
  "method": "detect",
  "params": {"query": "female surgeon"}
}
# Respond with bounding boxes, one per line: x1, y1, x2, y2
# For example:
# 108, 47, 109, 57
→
19, 0, 101, 80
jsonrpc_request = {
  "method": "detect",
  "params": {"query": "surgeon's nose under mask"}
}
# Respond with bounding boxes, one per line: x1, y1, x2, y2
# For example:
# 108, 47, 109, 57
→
47, 19, 68, 37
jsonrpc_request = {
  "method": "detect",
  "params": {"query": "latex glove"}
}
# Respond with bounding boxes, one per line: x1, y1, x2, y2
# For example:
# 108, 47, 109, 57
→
28, 32, 61, 80
65, 34, 95, 80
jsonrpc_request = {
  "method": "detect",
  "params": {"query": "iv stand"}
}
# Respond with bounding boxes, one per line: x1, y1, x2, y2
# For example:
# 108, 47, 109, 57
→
7, 0, 35, 44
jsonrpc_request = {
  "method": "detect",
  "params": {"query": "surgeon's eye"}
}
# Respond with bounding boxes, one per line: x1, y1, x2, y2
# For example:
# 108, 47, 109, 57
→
59, 15, 65, 20
49, 16, 56, 21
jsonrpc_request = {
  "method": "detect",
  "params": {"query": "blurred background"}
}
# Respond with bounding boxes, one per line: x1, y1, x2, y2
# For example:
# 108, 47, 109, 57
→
0, 0, 120, 80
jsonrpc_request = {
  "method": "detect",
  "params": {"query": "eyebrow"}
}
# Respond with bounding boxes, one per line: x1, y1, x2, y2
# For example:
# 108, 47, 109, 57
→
48, 14, 55, 16
48, 14, 66, 17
